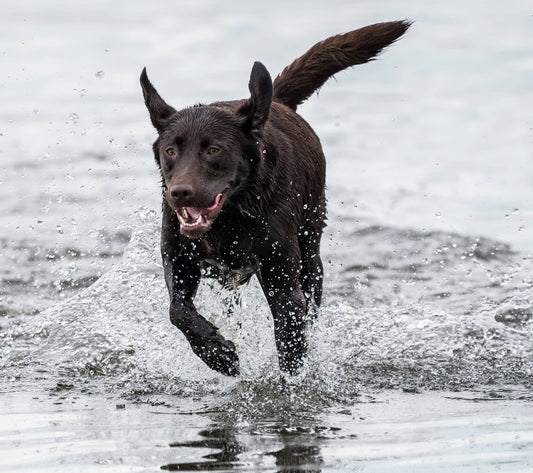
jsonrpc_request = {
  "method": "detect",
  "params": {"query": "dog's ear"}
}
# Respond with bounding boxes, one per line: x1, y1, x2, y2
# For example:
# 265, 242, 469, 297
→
239, 62, 272, 136
140, 68, 177, 132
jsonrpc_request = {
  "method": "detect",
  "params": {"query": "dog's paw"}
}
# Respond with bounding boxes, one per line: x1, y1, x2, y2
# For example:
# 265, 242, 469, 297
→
189, 331, 240, 377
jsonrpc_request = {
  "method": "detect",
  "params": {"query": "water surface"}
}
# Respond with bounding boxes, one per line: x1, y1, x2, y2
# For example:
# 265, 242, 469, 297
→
1, 1, 532, 471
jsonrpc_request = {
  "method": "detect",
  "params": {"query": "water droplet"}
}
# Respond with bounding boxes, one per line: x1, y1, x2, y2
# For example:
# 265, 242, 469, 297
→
505, 208, 519, 218
95, 70, 104, 79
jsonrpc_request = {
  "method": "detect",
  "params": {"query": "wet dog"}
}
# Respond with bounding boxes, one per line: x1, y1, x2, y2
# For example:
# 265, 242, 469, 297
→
140, 21, 410, 376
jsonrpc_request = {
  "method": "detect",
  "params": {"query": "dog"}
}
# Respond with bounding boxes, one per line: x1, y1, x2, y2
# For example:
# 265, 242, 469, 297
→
140, 21, 410, 376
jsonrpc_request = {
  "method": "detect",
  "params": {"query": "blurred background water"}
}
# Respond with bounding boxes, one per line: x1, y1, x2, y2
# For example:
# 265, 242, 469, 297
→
1, 0, 532, 471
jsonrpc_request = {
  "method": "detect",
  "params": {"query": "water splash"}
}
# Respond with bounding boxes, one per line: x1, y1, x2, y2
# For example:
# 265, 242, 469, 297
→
2, 209, 532, 407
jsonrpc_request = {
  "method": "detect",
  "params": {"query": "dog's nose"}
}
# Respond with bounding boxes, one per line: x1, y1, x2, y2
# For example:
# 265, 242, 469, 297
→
170, 184, 194, 200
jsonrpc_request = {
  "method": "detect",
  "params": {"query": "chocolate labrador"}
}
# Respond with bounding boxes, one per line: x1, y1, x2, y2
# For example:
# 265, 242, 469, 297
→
140, 20, 410, 376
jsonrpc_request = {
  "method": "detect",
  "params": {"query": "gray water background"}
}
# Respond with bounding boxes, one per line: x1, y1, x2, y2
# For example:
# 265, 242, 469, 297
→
1, 0, 533, 471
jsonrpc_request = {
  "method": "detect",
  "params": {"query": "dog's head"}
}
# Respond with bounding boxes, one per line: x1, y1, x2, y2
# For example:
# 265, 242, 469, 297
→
140, 62, 272, 238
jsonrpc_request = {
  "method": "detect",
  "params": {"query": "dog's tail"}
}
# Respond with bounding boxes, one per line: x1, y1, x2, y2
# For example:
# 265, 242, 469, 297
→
272, 20, 411, 110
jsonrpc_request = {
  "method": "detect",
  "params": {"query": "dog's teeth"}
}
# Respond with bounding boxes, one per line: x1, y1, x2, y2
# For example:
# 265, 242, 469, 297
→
176, 209, 206, 228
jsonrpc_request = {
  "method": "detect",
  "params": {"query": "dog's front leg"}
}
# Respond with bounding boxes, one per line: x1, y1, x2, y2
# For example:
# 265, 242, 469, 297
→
258, 251, 308, 375
163, 252, 240, 376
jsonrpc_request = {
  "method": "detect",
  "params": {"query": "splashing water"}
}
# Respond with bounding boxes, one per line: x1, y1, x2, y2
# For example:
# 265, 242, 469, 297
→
2, 207, 532, 411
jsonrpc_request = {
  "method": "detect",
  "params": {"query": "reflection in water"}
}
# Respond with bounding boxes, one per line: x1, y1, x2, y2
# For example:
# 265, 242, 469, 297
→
1, 390, 531, 472
269, 444, 323, 473
161, 414, 325, 472
162, 426, 243, 471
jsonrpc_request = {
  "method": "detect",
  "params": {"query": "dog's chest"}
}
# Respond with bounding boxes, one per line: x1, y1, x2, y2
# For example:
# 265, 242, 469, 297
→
200, 226, 259, 288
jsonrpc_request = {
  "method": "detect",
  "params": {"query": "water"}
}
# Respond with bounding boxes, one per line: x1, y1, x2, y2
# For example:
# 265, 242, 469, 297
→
2, 389, 532, 472
1, 1, 533, 471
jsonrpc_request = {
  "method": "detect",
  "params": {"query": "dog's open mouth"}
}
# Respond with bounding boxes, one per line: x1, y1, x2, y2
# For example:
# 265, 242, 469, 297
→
176, 190, 228, 237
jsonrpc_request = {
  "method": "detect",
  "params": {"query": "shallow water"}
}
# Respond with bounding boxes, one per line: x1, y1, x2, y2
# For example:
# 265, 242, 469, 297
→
1, 0, 533, 471
2, 389, 532, 473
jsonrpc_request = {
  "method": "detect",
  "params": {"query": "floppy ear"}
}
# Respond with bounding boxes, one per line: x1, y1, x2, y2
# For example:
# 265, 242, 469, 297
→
239, 62, 272, 135
140, 68, 177, 132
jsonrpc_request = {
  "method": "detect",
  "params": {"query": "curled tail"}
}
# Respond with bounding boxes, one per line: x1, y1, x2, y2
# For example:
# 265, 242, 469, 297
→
272, 20, 411, 110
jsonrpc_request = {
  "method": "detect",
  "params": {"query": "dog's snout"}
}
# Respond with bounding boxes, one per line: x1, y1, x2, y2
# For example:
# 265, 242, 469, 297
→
170, 184, 194, 201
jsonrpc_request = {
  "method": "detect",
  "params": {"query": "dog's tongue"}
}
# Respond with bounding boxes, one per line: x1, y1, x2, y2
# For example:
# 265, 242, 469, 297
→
185, 207, 204, 220
185, 193, 223, 219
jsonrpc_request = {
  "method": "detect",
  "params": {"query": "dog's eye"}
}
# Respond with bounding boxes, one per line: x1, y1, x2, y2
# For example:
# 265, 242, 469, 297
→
165, 147, 177, 158
206, 146, 220, 156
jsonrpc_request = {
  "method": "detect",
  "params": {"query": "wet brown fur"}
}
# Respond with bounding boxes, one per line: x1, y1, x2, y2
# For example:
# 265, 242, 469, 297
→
140, 20, 411, 376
